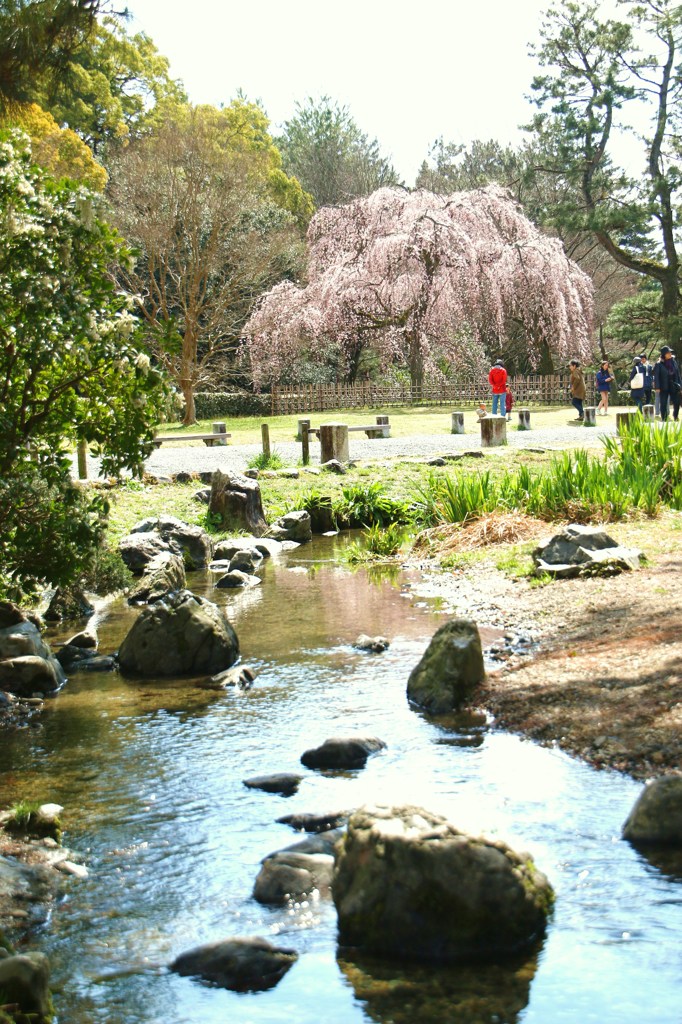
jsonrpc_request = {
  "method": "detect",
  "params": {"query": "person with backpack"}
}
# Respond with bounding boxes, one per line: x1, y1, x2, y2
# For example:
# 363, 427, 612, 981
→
488, 359, 507, 417
654, 346, 682, 421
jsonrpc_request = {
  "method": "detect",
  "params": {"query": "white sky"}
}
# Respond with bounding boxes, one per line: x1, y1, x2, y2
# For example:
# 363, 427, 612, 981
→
126, 0, 554, 184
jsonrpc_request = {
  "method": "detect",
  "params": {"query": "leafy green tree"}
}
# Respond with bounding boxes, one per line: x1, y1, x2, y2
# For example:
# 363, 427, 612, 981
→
0, 129, 167, 598
528, 0, 682, 345
1, 100, 107, 188
43, 15, 187, 154
0, 0, 105, 114
107, 100, 310, 423
278, 96, 401, 208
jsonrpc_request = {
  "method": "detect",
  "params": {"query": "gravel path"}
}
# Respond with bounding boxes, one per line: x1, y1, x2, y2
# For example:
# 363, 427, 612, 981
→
75, 420, 618, 478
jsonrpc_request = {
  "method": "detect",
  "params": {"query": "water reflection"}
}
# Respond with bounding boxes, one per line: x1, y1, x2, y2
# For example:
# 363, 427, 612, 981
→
338, 949, 539, 1024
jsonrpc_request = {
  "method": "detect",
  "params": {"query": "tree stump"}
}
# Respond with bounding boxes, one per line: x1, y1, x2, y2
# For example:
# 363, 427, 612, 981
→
583, 406, 596, 426
212, 422, 228, 446
642, 404, 655, 422
480, 417, 507, 447
517, 408, 531, 430
320, 423, 349, 463
617, 410, 639, 434
451, 412, 465, 434
209, 469, 268, 535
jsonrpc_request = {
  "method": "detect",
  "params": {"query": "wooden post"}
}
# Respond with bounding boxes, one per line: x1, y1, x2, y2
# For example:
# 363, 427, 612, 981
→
297, 417, 311, 442
617, 410, 639, 434
451, 411, 465, 434
212, 421, 228, 446
261, 423, 270, 460
320, 423, 349, 463
77, 438, 88, 480
583, 406, 596, 426
480, 417, 507, 447
642, 404, 654, 422
301, 425, 310, 466
517, 408, 531, 431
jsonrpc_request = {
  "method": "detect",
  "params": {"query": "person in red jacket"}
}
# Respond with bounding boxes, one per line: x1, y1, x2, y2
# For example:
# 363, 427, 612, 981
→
488, 360, 507, 416
505, 384, 514, 421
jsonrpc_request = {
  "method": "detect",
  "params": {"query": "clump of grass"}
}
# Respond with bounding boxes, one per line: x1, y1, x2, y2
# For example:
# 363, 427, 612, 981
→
345, 522, 407, 563
247, 449, 285, 471
6, 799, 41, 829
283, 486, 337, 532
413, 421, 682, 529
335, 481, 413, 528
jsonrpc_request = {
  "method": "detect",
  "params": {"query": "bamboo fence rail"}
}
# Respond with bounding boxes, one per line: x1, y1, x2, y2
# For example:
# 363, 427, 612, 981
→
270, 375, 597, 415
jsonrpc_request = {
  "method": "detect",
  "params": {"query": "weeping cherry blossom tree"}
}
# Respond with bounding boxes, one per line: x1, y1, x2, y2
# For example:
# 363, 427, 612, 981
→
244, 185, 594, 390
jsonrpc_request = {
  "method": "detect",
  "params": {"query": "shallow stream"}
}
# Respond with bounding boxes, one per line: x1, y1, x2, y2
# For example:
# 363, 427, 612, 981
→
0, 536, 680, 1023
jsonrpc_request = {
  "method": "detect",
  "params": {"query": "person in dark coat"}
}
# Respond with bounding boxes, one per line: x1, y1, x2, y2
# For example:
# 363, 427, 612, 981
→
653, 346, 682, 421
639, 353, 653, 405
629, 357, 645, 411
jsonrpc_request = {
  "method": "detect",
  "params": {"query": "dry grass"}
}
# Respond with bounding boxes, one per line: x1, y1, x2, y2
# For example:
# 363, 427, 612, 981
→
413, 511, 548, 557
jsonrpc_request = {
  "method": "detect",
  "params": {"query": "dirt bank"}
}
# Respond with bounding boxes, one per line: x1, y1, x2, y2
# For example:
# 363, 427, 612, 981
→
409, 516, 682, 780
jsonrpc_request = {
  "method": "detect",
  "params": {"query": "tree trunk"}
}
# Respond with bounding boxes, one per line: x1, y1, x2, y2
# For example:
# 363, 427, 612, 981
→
661, 269, 681, 347
407, 331, 424, 400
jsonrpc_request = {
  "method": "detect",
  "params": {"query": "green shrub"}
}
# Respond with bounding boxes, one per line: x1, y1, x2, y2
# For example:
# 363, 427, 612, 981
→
80, 544, 133, 596
194, 391, 272, 418
334, 482, 412, 528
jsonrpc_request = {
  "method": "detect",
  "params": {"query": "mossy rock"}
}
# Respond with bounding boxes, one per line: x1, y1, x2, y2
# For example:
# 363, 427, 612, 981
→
333, 805, 554, 964
407, 619, 485, 714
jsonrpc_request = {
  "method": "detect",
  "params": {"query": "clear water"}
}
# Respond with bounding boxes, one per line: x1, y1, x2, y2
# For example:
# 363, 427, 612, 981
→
0, 536, 680, 1024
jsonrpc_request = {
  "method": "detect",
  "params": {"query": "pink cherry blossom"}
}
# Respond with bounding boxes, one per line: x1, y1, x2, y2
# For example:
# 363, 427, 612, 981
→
244, 185, 594, 387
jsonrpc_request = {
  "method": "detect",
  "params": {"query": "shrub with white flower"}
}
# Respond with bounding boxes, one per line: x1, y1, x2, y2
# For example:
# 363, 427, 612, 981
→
0, 129, 168, 598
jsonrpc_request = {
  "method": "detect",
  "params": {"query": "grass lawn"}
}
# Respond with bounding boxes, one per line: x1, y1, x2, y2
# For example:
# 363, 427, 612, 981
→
104, 447, 559, 544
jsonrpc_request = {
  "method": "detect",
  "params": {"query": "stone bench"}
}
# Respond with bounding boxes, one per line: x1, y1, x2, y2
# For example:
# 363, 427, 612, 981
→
153, 431, 231, 448
299, 415, 390, 440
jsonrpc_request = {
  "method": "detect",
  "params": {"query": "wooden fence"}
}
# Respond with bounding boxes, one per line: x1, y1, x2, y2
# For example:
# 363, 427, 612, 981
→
270, 376, 597, 415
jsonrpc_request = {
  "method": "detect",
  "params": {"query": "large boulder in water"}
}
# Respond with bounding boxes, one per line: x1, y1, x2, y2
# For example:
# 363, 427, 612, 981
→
119, 531, 171, 574
170, 937, 297, 991
622, 776, 682, 847
129, 515, 213, 569
118, 590, 239, 677
0, 952, 51, 1019
333, 805, 554, 964
127, 551, 186, 605
0, 654, 65, 696
407, 619, 484, 714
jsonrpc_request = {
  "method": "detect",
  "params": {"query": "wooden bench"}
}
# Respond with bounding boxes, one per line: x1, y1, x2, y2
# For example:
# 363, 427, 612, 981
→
153, 433, 231, 448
